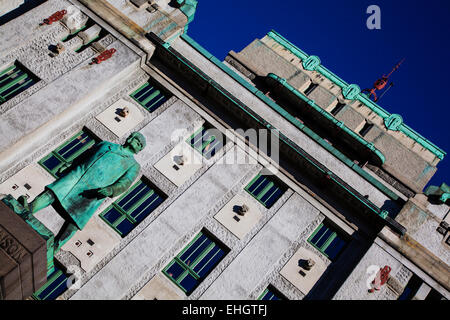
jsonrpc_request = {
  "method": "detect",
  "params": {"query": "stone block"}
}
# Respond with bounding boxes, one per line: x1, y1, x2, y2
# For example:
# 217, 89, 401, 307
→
307, 85, 337, 110
0, 249, 22, 300
78, 24, 102, 45
0, 202, 47, 299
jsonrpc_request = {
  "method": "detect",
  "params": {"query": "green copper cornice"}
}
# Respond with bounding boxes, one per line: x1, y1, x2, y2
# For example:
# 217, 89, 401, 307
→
267, 73, 386, 166
267, 30, 446, 161
176, 0, 198, 30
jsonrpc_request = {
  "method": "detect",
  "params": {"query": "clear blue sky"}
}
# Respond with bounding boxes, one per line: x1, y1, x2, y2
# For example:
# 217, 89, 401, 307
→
187, 0, 450, 188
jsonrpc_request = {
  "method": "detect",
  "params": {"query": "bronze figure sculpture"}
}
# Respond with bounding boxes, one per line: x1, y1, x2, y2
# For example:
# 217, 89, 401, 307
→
3, 132, 146, 252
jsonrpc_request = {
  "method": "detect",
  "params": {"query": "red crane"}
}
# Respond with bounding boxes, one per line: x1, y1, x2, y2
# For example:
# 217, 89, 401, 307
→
362, 59, 405, 102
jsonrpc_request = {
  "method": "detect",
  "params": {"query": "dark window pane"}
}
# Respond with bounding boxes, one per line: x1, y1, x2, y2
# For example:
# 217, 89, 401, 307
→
36, 272, 68, 300
179, 234, 208, 262
146, 94, 167, 112
264, 188, 283, 208
194, 246, 225, 277
0, 63, 38, 104
130, 193, 163, 222
179, 273, 198, 295
252, 178, 270, 197
310, 225, 328, 245
117, 182, 149, 211
247, 175, 264, 194
116, 218, 135, 237
42, 155, 62, 172
181, 237, 212, 266
190, 129, 205, 150
45, 279, 70, 300
135, 85, 156, 102
261, 291, 273, 300
102, 207, 122, 225
166, 261, 185, 280
314, 229, 333, 248
203, 139, 222, 159
58, 132, 93, 160
324, 236, 347, 261
260, 185, 279, 203
1, 77, 34, 98
132, 81, 169, 113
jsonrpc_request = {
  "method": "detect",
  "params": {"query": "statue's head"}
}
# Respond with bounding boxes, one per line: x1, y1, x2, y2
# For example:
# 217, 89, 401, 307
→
124, 132, 146, 154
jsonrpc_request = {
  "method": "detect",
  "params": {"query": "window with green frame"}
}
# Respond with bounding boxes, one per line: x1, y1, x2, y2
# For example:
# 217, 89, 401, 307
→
38, 128, 100, 178
245, 173, 286, 208
186, 126, 224, 160
130, 79, 171, 113
0, 61, 39, 105
100, 178, 165, 237
258, 285, 287, 300
307, 221, 348, 261
163, 230, 229, 295
32, 267, 72, 300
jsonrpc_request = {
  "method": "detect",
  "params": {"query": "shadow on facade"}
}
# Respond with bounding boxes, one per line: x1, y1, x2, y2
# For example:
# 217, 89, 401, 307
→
304, 231, 375, 300
0, 0, 47, 26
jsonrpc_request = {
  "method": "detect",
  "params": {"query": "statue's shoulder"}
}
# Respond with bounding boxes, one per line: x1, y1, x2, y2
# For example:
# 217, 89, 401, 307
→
97, 141, 119, 150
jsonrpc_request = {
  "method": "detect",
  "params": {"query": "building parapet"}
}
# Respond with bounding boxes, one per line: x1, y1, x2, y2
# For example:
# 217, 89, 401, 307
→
266, 72, 386, 166
179, 33, 401, 203
266, 30, 446, 161
148, 32, 407, 235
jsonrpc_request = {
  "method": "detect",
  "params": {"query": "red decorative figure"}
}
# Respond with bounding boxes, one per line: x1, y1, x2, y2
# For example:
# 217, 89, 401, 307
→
91, 48, 117, 65
362, 59, 404, 102
369, 265, 391, 293
41, 10, 67, 25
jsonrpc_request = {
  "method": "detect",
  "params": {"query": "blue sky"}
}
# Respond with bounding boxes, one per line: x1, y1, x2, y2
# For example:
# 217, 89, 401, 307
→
187, 0, 450, 188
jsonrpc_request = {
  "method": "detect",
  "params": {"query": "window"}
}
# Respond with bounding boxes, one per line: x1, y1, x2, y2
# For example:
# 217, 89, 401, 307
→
258, 285, 287, 300
100, 178, 165, 237
39, 128, 100, 178
359, 121, 373, 137
163, 230, 229, 295
308, 221, 348, 261
304, 82, 318, 96
0, 61, 39, 105
330, 102, 346, 116
32, 267, 71, 300
245, 173, 286, 208
130, 79, 170, 113
398, 274, 422, 300
187, 126, 224, 160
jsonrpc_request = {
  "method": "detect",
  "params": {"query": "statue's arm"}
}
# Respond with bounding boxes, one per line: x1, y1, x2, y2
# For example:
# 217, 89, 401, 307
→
105, 163, 141, 198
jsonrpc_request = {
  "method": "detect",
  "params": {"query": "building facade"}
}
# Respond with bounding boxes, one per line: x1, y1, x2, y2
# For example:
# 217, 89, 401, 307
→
0, 0, 448, 300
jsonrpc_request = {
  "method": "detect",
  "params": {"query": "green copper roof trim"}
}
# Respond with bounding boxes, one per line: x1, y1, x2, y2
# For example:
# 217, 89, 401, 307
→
176, 0, 198, 29
180, 34, 399, 202
267, 73, 386, 165
267, 30, 446, 160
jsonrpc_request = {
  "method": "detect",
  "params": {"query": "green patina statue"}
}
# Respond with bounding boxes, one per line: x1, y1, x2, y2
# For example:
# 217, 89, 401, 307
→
3, 132, 146, 253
